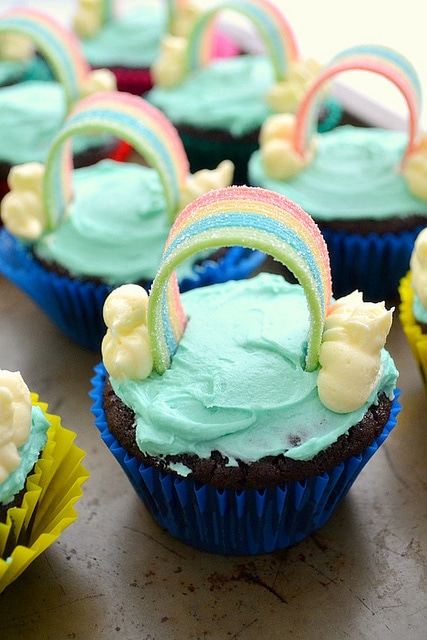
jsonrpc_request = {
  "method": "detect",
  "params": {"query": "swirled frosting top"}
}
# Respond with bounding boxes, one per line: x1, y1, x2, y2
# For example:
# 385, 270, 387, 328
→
109, 273, 398, 465
0, 81, 111, 165
80, 6, 165, 68
248, 125, 427, 220
32, 160, 198, 285
147, 55, 276, 136
0, 369, 50, 506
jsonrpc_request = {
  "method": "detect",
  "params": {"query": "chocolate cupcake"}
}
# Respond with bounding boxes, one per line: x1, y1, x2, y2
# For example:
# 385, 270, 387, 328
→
146, 0, 342, 185
91, 185, 400, 555
72, 0, 239, 95
248, 44, 427, 301
0, 92, 263, 350
0, 8, 128, 201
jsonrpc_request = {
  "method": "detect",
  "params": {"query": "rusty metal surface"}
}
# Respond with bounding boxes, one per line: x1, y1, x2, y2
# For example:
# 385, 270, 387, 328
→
0, 275, 425, 640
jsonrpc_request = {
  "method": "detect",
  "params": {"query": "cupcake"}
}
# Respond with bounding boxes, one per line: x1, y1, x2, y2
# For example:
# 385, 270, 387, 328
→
248, 44, 427, 302
0, 91, 264, 351
72, 0, 239, 95
146, 0, 342, 185
90, 185, 400, 556
399, 228, 427, 387
0, 368, 89, 593
0, 8, 131, 200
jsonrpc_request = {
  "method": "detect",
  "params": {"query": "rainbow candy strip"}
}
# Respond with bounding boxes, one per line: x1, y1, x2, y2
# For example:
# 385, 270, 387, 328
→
43, 91, 190, 232
147, 186, 332, 374
166, 0, 189, 31
0, 8, 90, 109
293, 44, 421, 167
99, 0, 117, 24
186, 0, 299, 80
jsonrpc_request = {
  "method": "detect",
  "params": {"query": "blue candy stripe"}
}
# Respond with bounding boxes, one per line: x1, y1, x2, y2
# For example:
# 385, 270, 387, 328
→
187, 1, 289, 80
162, 212, 326, 305
150, 226, 325, 373
0, 14, 83, 106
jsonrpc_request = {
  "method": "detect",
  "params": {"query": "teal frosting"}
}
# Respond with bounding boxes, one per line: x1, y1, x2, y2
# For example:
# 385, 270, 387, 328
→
0, 405, 49, 506
147, 55, 276, 136
0, 59, 28, 86
0, 81, 112, 165
33, 160, 195, 285
110, 273, 398, 466
248, 125, 427, 220
81, 6, 166, 68
412, 293, 427, 324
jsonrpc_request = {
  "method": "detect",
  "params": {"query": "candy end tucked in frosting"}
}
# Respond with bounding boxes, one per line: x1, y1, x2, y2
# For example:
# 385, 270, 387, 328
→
1, 163, 48, 241
318, 291, 394, 413
168, 2, 202, 38
409, 227, 427, 308
0, 370, 32, 485
102, 284, 154, 382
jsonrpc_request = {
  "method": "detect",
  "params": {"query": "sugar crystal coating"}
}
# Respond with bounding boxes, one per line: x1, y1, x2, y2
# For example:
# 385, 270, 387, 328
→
147, 185, 331, 374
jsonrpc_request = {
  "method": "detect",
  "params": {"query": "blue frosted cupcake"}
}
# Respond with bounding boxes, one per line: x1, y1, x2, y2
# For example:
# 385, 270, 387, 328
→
0, 369, 89, 593
0, 8, 124, 199
72, 0, 239, 95
248, 44, 427, 302
146, 0, 342, 185
91, 185, 400, 555
0, 91, 263, 351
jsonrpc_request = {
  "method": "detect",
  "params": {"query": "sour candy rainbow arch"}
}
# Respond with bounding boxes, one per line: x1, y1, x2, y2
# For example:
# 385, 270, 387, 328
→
0, 8, 91, 109
43, 91, 190, 232
293, 44, 422, 167
147, 186, 332, 374
186, 0, 299, 80
97, 0, 117, 24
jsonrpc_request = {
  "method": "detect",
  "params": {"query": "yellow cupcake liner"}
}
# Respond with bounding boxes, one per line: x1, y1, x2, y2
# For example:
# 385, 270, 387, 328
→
399, 272, 427, 388
0, 394, 89, 593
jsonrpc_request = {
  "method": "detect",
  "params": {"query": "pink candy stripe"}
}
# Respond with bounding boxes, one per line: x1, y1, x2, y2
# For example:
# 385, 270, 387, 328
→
294, 58, 419, 166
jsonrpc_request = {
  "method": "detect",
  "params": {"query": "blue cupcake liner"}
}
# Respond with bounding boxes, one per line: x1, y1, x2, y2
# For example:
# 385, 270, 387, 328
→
0, 228, 265, 351
322, 225, 425, 302
90, 362, 401, 555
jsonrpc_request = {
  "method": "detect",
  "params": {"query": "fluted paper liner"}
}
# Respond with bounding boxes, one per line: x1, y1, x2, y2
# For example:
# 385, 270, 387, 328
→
0, 228, 264, 351
0, 394, 89, 593
91, 363, 400, 556
399, 271, 427, 388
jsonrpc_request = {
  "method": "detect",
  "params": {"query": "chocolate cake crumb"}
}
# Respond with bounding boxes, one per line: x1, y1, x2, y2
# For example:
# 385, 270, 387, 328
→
102, 376, 392, 491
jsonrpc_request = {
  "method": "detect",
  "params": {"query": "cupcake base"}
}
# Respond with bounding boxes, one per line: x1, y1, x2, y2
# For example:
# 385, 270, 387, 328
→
0, 395, 89, 593
0, 229, 265, 351
91, 363, 400, 556
177, 98, 343, 187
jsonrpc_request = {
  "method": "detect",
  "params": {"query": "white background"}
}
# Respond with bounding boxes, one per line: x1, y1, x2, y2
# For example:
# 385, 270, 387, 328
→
2, 0, 425, 129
